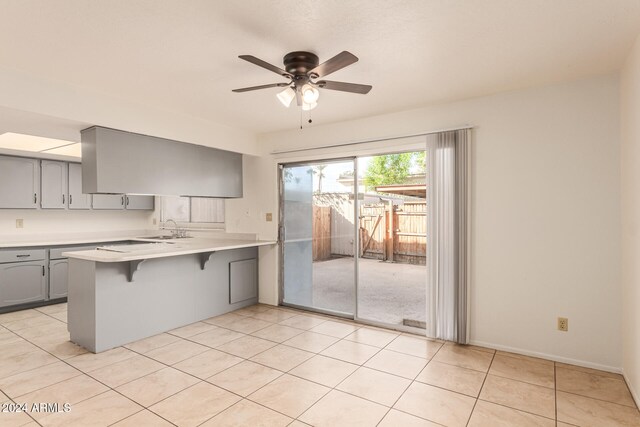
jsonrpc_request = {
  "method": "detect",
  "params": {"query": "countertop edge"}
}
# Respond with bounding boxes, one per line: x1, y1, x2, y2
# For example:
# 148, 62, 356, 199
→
63, 240, 278, 262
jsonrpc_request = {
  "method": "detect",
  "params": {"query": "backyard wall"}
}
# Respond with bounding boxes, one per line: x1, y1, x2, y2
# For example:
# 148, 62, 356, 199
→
621, 33, 640, 404
226, 74, 622, 371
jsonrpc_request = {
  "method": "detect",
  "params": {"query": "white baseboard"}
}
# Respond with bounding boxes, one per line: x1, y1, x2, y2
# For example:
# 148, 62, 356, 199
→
469, 340, 622, 374
622, 369, 640, 408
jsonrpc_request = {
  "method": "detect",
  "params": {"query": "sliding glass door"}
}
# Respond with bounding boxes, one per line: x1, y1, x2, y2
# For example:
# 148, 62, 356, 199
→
280, 159, 356, 317
355, 152, 427, 330
280, 151, 427, 332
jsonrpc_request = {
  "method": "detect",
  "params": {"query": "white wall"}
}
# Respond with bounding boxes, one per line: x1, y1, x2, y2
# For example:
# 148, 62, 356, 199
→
0, 207, 156, 237
621, 34, 640, 403
228, 74, 622, 370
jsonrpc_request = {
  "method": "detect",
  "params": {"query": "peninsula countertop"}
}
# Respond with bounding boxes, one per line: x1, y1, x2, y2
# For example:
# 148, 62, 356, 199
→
63, 237, 277, 262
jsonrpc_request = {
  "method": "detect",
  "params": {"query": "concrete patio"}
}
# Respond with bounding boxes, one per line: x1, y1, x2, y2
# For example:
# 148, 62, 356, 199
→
311, 257, 426, 326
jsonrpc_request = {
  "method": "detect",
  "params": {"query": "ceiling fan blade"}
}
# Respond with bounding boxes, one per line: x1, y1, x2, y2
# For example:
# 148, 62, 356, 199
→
309, 51, 358, 78
239, 55, 292, 77
317, 80, 372, 94
232, 83, 290, 93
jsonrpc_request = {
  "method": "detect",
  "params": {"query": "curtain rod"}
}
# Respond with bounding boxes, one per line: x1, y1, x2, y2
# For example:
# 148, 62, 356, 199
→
269, 125, 473, 155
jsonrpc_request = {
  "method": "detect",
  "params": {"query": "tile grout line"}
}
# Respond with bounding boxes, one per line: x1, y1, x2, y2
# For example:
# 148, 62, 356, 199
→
375, 334, 451, 427
5, 304, 637, 425
122, 336, 309, 424
1, 322, 181, 426
465, 347, 495, 427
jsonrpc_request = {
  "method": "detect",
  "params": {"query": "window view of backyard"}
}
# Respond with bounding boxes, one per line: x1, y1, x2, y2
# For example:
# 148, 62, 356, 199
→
309, 151, 427, 327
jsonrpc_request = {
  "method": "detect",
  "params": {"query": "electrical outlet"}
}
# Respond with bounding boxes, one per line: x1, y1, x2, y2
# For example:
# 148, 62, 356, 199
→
15, 219, 23, 228
266, 213, 273, 222
557, 317, 568, 332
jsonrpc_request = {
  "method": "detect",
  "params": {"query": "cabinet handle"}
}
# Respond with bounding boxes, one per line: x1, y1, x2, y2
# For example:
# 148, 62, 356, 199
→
126, 196, 129, 207
16, 254, 30, 258
121, 196, 124, 206
69, 194, 73, 205
42, 265, 45, 276
34, 193, 37, 204
62, 194, 65, 204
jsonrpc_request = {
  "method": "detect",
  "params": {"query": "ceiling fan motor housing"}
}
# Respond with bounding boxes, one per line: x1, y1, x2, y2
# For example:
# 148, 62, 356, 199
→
283, 51, 319, 77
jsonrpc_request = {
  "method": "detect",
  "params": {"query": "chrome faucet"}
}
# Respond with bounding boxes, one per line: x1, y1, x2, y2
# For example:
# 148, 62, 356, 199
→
164, 219, 184, 238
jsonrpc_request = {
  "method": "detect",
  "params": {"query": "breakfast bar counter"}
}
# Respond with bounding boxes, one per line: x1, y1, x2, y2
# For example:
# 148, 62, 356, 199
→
64, 236, 276, 353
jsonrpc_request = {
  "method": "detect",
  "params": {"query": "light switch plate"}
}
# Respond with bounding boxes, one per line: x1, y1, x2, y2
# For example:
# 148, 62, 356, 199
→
16, 219, 23, 228
266, 213, 273, 222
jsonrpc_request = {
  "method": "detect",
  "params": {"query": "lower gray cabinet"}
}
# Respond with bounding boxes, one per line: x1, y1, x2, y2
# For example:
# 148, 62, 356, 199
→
0, 261, 46, 308
229, 258, 257, 304
49, 258, 68, 299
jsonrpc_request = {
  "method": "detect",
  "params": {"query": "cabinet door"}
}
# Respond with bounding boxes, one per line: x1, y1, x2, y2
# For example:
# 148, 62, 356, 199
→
92, 194, 125, 210
0, 156, 39, 209
41, 160, 68, 209
49, 259, 68, 299
0, 261, 46, 307
68, 163, 91, 209
125, 195, 155, 210
229, 258, 257, 304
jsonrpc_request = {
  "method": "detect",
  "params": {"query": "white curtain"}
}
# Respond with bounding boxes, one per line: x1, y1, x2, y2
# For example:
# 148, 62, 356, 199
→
426, 129, 471, 343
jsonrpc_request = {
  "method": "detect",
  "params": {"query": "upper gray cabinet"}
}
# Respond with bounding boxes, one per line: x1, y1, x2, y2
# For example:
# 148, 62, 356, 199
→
0, 156, 39, 209
40, 160, 68, 209
81, 127, 243, 198
125, 195, 154, 210
68, 163, 92, 210
92, 194, 125, 210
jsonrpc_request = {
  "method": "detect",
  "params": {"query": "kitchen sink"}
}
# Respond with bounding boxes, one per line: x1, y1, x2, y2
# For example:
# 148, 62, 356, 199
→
139, 235, 193, 240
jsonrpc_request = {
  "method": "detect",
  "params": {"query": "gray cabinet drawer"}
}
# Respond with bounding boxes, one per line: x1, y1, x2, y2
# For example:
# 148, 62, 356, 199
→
0, 249, 46, 264
229, 258, 257, 304
49, 245, 97, 260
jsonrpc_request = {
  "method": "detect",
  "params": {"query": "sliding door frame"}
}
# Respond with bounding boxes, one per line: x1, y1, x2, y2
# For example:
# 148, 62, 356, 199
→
278, 157, 358, 320
278, 150, 430, 336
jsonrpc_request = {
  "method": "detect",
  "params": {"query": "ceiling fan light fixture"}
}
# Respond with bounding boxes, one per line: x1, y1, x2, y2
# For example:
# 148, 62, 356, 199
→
276, 87, 296, 107
301, 84, 320, 103
302, 101, 318, 111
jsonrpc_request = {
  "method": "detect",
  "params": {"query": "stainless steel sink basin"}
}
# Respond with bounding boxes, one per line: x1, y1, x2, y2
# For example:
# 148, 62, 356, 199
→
139, 235, 193, 240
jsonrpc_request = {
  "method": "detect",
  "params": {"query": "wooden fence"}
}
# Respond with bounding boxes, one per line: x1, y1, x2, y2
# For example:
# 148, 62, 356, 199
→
312, 196, 426, 265
360, 201, 426, 265
312, 205, 332, 261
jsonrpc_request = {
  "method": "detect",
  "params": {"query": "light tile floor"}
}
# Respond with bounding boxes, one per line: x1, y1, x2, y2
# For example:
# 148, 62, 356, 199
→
0, 302, 638, 426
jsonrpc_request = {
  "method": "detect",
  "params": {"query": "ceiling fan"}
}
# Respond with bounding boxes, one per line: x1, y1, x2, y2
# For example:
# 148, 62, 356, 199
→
232, 51, 372, 110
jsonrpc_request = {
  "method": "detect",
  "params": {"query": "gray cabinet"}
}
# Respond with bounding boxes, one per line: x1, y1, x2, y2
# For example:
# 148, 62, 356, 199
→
81, 126, 243, 198
125, 195, 154, 210
0, 156, 39, 209
0, 260, 46, 308
92, 194, 125, 210
41, 160, 68, 209
68, 163, 91, 210
229, 258, 258, 303
49, 258, 68, 299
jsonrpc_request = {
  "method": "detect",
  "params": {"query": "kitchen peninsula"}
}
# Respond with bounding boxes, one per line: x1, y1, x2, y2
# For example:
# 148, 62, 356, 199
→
65, 235, 275, 353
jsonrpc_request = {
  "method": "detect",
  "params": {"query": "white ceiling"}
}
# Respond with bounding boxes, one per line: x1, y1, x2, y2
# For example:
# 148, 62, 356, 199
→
1, 0, 639, 134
